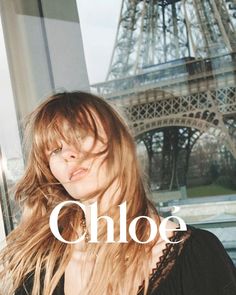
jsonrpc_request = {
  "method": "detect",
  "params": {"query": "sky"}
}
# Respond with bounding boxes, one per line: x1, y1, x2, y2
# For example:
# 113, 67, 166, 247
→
77, 0, 122, 84
0, 0, 122, 160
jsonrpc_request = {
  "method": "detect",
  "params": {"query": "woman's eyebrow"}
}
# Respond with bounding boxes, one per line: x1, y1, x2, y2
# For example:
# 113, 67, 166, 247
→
44, 140, 62, 150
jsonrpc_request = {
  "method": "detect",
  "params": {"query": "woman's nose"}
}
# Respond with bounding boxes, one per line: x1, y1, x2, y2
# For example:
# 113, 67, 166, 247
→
61, 147, 79, 161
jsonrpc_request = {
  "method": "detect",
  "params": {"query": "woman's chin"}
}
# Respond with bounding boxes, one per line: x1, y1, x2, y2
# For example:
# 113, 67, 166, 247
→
67, 189, 98, 203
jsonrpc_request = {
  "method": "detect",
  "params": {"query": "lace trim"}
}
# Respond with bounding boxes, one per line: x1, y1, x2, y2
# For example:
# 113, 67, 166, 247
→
137, 224, 193, 295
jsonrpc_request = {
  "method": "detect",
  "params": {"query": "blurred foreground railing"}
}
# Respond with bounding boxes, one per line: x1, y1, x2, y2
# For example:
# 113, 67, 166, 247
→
157, 194, 236, 265
91, 53, 236, 98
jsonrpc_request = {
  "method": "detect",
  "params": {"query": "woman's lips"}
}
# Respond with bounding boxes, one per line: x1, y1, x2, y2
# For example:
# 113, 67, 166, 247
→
70, 168, 89, 181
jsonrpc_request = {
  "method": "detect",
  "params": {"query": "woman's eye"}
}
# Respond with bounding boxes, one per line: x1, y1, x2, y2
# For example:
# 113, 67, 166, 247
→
50, 147, 62, 156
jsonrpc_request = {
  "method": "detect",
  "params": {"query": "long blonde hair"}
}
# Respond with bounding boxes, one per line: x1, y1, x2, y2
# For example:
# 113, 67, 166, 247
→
0, 91, 160, 295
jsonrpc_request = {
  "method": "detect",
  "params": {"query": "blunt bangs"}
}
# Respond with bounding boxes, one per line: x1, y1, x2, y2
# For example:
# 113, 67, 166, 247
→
32, 94, 104, 159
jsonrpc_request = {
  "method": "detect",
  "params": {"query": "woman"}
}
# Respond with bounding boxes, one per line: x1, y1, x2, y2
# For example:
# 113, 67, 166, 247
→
0, 91, 235, 295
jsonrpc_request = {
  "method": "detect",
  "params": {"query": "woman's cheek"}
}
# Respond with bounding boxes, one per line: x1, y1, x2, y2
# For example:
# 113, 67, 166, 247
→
49, 158, 61, 180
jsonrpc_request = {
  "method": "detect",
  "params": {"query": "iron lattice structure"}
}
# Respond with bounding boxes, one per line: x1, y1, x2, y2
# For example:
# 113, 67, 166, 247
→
107, 0, 236, 80
92, 0, 236, 190
124, 86, 236, 188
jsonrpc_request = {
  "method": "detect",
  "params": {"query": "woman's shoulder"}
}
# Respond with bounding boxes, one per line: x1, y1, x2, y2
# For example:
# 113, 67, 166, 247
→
183, 224, 233, 259
184, 223, 223, 246
171, 224, 236, 290
176, 224, 235, 270
183, 225, 236, 289
148, 223, 236, 294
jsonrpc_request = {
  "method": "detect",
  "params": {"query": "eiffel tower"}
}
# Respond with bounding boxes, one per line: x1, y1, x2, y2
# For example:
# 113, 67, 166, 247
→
92, 0, 236, 190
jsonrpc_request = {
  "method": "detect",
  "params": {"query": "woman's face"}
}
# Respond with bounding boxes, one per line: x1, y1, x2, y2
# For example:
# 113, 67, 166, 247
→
47, 123, 108, 203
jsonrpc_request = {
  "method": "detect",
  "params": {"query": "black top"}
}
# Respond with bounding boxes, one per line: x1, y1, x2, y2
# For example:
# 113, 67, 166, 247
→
15, 225, 236, 295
